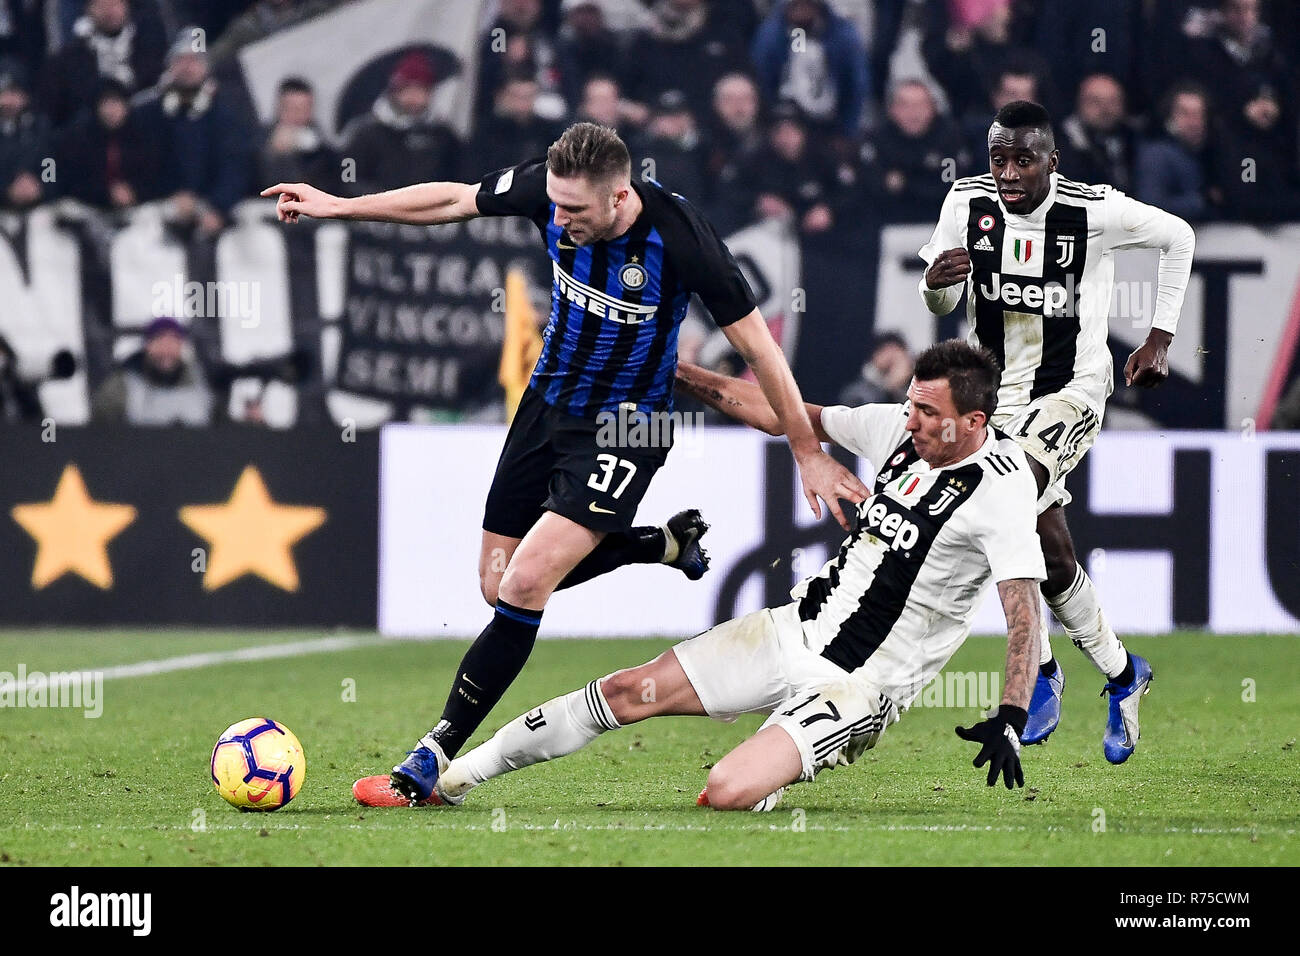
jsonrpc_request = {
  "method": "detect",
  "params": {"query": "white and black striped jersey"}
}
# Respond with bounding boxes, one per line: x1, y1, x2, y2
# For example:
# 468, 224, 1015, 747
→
790, 403, 1046, 710
918, 172, 1195, 413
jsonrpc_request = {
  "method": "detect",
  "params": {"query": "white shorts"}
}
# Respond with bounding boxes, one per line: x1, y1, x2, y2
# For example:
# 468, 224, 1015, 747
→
992, 393, 1102, 512
672, 603, 896, 782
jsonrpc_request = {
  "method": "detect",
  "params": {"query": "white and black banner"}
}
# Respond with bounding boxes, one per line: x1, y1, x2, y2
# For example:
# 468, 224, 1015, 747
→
379, 426, 1300, 637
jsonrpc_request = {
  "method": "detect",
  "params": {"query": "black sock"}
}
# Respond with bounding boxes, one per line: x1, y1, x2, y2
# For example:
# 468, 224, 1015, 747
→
1039, 657, 1058, 678
1111, 654, 1135, 687
430, 600, 543, 758
554, 526, 666, 591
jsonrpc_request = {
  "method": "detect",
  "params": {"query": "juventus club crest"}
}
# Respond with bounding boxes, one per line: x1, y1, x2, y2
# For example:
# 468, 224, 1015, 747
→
1055, 234, 1076, 267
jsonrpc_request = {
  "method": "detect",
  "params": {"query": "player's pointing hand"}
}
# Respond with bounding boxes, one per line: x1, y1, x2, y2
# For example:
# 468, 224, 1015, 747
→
259, 182, 343, 223
796, 448, 869, 532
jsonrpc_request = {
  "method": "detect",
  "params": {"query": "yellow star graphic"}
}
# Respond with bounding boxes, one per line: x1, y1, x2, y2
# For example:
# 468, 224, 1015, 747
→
11, 464, 137, 589
179, 466, 326, 592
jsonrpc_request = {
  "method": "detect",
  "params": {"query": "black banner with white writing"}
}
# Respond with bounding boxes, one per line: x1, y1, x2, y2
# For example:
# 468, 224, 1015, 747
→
338, 216, 547, 411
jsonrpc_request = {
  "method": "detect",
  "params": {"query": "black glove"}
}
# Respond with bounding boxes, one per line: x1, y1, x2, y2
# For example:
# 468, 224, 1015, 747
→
955, 705, 1027, 789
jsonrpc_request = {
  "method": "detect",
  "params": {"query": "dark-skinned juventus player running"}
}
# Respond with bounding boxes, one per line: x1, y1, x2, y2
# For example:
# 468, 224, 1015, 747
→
262, 122, 869, 806
919, 101, 1195, 762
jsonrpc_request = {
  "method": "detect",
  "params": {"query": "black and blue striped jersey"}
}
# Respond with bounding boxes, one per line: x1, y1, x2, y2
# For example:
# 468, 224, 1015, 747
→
475, 158, 756, 419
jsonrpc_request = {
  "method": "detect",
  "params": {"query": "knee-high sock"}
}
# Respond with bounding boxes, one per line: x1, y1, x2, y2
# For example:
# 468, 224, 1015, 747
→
438, 679, 621, 802
555, 526, 668, 591
1038, 598, 1055, 667
1046, 565, 1127, 679
430, 600, 543, 758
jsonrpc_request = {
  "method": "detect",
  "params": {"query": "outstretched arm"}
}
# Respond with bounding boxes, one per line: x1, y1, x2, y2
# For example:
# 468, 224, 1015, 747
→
954, 577, 1041, 789
675, 360, 831, 443
259, 180, 482, 225
1114, 195, 1195, 388
714, 311, 868, 530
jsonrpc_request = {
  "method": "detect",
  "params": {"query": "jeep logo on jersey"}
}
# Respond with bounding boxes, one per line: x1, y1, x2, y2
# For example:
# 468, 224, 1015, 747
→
977, 272, 1072, 315
552, 261, 659, 325
863, 500, 921, 553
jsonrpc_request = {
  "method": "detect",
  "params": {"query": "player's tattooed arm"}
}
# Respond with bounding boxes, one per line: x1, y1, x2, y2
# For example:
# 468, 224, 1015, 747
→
675, 361, 831, 443
997, 577, 1041, 712
260, 181, 481, 225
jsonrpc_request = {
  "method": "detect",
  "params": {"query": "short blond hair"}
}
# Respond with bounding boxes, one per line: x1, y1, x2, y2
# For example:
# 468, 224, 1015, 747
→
546, 122, 631, 183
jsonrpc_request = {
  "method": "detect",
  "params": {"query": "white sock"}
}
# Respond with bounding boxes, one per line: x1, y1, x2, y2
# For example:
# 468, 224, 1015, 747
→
1038, 599, 1054, 667
1046, 566, 1128, 679
438, 679, 621, 802
659, 523, 679, 563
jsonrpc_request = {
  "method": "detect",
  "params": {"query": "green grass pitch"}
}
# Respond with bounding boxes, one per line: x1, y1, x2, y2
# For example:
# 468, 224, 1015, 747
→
0, 630, 1295, 866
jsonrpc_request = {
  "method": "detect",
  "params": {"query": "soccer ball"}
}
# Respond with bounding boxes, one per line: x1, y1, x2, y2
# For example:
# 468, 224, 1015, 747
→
210, 718, 306, 811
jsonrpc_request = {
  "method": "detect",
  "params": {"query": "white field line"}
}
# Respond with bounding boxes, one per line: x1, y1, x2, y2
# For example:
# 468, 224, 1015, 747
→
0, 634, 385, 695
8, 822, 1295, 837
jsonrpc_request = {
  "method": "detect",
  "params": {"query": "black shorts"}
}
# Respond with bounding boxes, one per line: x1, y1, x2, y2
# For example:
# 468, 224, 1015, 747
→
482, 387, 672, 538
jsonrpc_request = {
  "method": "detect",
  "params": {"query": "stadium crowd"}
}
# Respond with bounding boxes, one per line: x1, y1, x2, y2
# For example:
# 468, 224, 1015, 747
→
1, 0, 1299, 426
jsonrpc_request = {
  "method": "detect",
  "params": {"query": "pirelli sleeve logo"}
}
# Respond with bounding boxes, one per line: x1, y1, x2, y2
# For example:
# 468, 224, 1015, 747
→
552, 261, 659, 325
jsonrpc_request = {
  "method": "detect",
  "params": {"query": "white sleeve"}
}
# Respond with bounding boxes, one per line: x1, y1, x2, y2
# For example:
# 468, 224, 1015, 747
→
917, 184, 964, 316
819, 403, 910, 465
974, 467, 1048, 584
1103, 189, 1196, 335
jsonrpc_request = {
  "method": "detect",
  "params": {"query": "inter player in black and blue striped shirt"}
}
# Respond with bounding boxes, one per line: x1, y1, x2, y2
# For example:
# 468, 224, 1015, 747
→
263, 123, 868, 807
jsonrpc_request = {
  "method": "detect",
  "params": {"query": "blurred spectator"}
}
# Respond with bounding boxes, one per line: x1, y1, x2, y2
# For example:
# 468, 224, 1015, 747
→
476, 0, 565, 125
706, 72, 763, 176
862, 78, 967, 223
751, 0, 869, 143
0, 0, 48, 78
575, 73, 634, 132
734, 102, 845, 236
1211, 84, 1300, 221
631, 88, 705, 200
1035, 1, 1143, 117
704, 72, 763, 228
1058, 73, 1137, 191
208, 0, 342, 65
1186, 0, 1295, 146
256, 75, 335, 187
961, 58, 1041, 173
627, 0, 752, 123
53, 77, 164, 209
0, 59, 49, 211
134, 27, 252, 232
922, 0, 1043, 123
1134, 82, 1217, 221
838, 331, 914, 406
555, 0, 628, 110
91, 317, 214, 426
471, 72, 561, 174
41, 0, 167, 129
340, 50, 460, 194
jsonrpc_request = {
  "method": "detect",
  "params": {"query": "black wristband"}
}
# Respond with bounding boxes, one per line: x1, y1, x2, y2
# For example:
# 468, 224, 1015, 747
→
998, 704, 1028, 737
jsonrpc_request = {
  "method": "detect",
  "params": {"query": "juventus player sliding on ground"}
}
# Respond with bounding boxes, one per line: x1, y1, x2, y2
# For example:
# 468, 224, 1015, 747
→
374, 341, 1046, 810
262, 123, 868, 807
919, 100, 1195, 762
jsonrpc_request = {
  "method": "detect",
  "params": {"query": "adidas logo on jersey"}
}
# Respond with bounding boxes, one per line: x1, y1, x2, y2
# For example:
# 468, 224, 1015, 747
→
973, 234, 995, 252
863, 500, 921, 553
